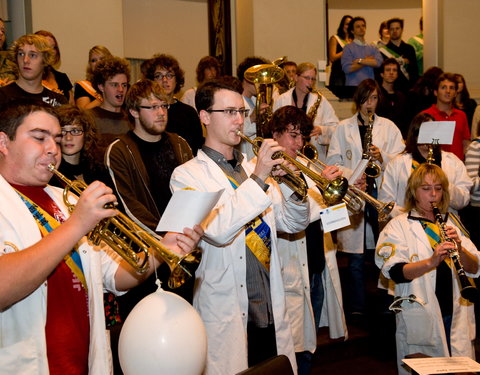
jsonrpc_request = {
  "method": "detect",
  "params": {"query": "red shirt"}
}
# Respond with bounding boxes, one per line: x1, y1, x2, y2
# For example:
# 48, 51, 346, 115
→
422, 104, 470, 160
13, 184, 90, 375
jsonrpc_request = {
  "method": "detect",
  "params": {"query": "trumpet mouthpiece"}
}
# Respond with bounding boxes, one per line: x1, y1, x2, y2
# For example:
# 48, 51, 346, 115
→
47, 163, 55, 172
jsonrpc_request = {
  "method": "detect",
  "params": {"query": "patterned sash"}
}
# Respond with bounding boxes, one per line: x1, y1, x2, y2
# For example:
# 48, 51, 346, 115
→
226, 174, 272, 270
16, 190, 88, 291
418, 218, 452, 268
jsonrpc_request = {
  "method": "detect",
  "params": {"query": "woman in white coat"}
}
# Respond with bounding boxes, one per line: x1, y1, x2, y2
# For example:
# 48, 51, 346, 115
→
376, 163, 480, 375
326, 79, 404, 315
379, 112, 472, 219
273, 62, 339, 163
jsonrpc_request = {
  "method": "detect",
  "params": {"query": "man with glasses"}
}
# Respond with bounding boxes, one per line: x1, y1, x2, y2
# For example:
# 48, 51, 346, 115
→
170, 77, 309, 374
0, 34, 67, 107
90, 56, 131, 153
341, 17, 383, 97
141, 54, 204, 154
105, 79, 193, 307
273, 62, 339, 163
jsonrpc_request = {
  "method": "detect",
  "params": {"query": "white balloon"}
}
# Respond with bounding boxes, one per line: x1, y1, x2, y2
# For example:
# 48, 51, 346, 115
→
119, 286, 207, 375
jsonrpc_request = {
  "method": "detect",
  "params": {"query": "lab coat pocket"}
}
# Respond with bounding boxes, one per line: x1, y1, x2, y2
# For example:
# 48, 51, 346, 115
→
198, 266, 239, 323
0, 336, 41, 374
400, 304, 435, 346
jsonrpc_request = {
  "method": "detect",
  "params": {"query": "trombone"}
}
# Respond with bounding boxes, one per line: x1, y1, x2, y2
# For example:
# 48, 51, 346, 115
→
299, 144, 394, 221
236, 131, 349, 205
48, 164, 201, 289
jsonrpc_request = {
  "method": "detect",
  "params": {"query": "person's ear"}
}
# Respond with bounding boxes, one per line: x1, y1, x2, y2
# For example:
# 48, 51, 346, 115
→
0, 132, 10, 156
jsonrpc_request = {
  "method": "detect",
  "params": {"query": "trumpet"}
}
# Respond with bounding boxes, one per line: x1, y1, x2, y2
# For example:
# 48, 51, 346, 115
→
299, 143, 394, 221
236, 131, 349, 205
432, 203, 479, 303
47, 164, 201, 289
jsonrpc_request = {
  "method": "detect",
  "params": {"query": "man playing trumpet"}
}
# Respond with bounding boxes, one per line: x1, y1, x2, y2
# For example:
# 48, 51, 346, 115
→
0, 100, 202, 374
170, 77, 309, 374
267, 105, 352, 374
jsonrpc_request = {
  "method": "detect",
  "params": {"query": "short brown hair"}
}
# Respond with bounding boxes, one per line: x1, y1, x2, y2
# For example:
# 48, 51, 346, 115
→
404, 163, 450, 213
91, 56, 130, 92
125, 79, 168, 111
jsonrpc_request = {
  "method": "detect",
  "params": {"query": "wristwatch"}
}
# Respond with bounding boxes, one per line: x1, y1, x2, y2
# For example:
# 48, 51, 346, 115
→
358, 58, 363, 64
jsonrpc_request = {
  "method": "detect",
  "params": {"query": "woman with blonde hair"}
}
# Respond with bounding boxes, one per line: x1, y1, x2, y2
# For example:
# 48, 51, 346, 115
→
74, 45, 112, 109
34, 30, 73, 103
376, 163, 480, 374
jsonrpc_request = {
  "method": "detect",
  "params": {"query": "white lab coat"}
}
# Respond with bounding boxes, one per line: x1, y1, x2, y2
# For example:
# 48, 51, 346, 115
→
0, 175, 123, 375
379, 151, 472, 218
326, 114, 405, 253
276, 171, 348, 354
170, 150, 309, 375
376, 212, 480, 375
273, 88, 339, 163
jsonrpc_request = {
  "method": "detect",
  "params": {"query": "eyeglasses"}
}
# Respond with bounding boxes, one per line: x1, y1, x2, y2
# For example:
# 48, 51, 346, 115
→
300, 75, 316, 82
154, 72, 175, 80
61, 129, 84, 136
138, 104, 170, 111
206, 108, 250, 118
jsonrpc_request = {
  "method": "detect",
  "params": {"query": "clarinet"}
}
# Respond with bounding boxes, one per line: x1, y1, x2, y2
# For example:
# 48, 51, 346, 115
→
431, 203, 479, 303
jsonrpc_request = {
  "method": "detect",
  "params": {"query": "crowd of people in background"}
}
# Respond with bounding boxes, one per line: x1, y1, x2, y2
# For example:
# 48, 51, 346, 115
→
0, 12, 480, 375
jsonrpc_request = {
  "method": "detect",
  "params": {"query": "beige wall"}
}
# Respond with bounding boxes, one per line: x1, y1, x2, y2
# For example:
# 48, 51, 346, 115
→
249, 0, 327, 68
122, 0, 209, 91
441, 0, 480, 88
31, 0, 125, 83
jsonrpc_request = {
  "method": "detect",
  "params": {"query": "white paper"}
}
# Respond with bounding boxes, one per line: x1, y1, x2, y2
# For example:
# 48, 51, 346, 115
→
418, 121, 455, 145
319, 203, 350, 232
349, 159, 369, 184
156, 189, 224, 232
402, 356, 480, 375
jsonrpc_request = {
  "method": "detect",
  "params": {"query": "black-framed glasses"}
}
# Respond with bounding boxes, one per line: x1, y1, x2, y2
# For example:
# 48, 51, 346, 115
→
61, 128, 84, 136
138, 104, 170, 111
206, 108, 250, 118
154, 72, 175, 80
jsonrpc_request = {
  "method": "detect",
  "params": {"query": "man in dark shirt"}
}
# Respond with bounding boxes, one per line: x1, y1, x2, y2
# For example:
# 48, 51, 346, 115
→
105, 79, 193, 310
0, 34, 67, 108
90, 56, 131, 153
376, 58, 409, 138
378, 18, 418, 93
141, 54, 204, 154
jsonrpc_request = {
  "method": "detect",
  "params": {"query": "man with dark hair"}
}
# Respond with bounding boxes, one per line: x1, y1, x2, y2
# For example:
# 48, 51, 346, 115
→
341, 17, 383, 96
105, 79, 193, 308
0, 100, 201, 374
422, 72, 471, 160
90, 56, 131, 151
171, 77, 309, 374
378, 18, 418, 92
268, 105, 347, 375
327, 79, 404, 318
0, 34, 67, 107
236, 55, 271, 159
142, 54, 204, 154
376, 57, 409, 138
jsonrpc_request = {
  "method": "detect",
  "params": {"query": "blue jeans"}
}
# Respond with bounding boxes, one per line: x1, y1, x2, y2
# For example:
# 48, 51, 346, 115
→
347, 252, 366, 314
310, 272, 324, 330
